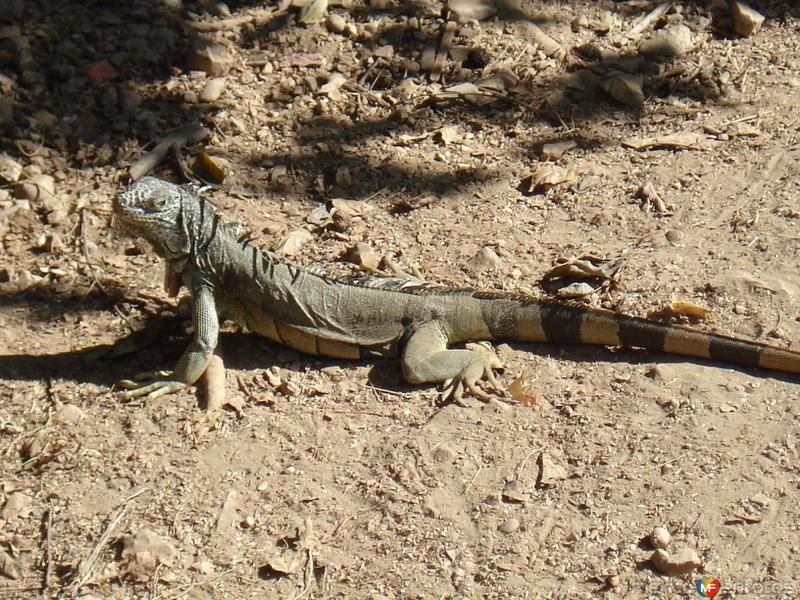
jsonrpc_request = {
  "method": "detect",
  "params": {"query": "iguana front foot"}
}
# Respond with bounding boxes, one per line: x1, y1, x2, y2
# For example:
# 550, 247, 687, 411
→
442, 342, 504, 406
118, 371, 188, 400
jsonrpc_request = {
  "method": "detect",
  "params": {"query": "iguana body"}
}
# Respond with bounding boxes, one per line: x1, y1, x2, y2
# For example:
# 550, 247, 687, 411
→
113, 177, 800, 401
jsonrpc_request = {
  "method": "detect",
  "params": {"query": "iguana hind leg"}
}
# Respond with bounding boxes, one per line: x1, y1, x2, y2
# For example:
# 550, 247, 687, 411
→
401, 322, 503, 404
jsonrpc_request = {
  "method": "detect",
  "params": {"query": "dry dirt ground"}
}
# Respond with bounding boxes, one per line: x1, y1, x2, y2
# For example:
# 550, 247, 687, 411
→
1, 0, 800, 598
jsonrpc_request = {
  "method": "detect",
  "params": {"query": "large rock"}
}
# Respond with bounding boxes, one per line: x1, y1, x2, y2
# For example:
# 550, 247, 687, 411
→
187, 38, 233, 76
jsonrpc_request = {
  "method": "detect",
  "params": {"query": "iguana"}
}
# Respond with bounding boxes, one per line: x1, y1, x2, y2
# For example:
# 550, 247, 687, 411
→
113, 177, 800, 402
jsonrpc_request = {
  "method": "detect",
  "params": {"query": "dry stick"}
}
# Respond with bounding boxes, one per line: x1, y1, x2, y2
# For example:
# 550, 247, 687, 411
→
81, 208, 109, 296
129, 124, 208, 181
42, 506, 53, 594
183, 8, 284, 32
625, 1, 672, 38
290, 548, 315, 600
68, 487, 150, 595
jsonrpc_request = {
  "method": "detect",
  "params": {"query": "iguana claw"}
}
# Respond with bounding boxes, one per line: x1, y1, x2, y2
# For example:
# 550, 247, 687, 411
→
118, 371, 188, 400
442, 342, 504, 405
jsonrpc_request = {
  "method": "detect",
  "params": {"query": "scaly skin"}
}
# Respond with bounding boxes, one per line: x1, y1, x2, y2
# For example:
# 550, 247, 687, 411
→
113, 177, 800, 403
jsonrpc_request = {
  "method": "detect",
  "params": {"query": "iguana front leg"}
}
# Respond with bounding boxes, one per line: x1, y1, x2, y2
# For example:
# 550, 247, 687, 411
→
119, 286, 219, 400
401, 321, 503, 404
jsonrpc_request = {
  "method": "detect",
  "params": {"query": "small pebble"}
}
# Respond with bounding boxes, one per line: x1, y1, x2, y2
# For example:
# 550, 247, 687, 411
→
650, 526, 670, 549
200, 78, 226, 102
326, 13, 346, 33
498, 518, 520, 533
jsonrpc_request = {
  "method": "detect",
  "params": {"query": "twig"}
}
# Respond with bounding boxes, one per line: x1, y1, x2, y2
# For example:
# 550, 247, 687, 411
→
68, 487, 150, 595
290, 548, 314, 600
42, 505, 53, 594
183, 9, 284, 32
81, 208, 109, 295
324, 509, 374, 542
626, 2, 672, 38
154, 569, 235, 600
461, 464, 483, 495
171, 144, 194, 181
515, 446, 545, 480
129, 123, 208, 181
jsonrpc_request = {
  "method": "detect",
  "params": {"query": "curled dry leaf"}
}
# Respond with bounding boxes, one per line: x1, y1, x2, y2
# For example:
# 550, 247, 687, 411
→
507, 372, 538, 407
522, 165, 578, 194
537, 452, 567, 487
191, 152, 225, 185
330, 198, 375, 218
662, 300, 713, 321
299, 0, 328, 25
275, 228, 313, 256
120, 529, 176, 582
0, 550, 22, 579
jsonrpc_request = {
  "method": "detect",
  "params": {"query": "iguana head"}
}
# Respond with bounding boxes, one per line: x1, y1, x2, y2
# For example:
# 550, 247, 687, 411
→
114, 177, 191, 259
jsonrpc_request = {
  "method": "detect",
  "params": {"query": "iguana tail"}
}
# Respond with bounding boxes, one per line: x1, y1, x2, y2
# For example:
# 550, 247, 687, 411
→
475, 296, 800, 374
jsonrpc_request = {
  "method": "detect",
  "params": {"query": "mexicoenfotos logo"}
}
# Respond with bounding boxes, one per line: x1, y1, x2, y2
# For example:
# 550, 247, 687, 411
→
696, 577, 721, 597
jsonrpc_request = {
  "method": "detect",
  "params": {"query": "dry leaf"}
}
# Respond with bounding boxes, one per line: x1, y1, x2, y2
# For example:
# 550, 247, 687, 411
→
508, 372, 538, 407
537, 452, 567, 487
275, 228, 313, 256
319, 72, 346, 94
0, 550, 21, 579
663, 300, 712, 320
523, 165, 578, 194
216, 490, 243, 532
299, 0, 328, 24
191, 152, 225, 185
120, 529, 176, 582
330, 198, 375, 218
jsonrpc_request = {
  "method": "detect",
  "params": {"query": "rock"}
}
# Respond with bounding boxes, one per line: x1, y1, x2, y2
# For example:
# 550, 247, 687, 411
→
602, 73, 644, 108
0, 153, 22, 183
200, 78, 226, 102
187, 39, 233, 76
46, 209, 67, 226
639, 24, 693, 57
56, 404, 85, 425
650, 526, 670, 549
449, 0, 496, 23
326, 13, 346, 33
498, 518, 520, 533
279, 379, 300, 397
466, 246, 500, 272
731, 2, 765, 36
650, 547, 702, 576
13, 179, 56, 204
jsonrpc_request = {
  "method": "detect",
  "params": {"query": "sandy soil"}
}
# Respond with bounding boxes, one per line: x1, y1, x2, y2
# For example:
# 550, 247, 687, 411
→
1, 0, 799, 598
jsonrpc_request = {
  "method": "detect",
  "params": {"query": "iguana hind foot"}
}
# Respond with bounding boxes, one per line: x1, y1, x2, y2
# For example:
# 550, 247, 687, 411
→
442, 342, 505, 405
118, 371, 188, 400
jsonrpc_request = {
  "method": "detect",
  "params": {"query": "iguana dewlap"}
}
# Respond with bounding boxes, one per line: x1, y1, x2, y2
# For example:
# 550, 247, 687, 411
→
113, 177, 800, 402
